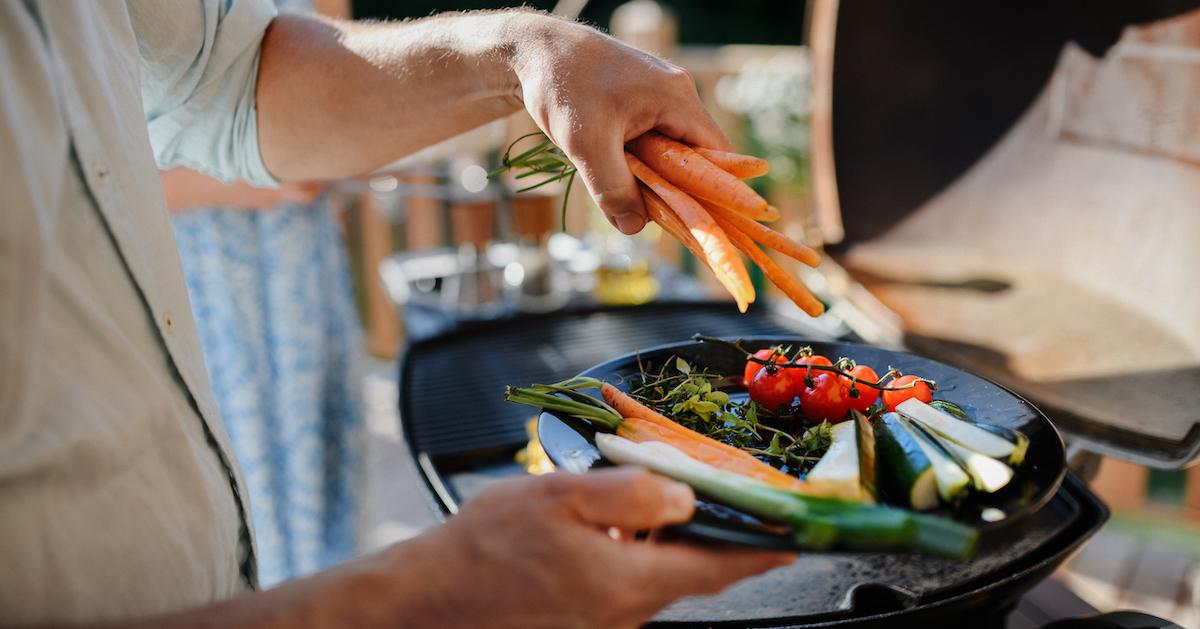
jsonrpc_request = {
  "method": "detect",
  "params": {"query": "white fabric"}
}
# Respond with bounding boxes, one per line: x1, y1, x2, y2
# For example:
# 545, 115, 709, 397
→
0, 0, 276, 622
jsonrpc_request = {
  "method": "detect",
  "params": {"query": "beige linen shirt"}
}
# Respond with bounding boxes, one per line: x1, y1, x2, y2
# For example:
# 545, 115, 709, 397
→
0, 0, 278, 623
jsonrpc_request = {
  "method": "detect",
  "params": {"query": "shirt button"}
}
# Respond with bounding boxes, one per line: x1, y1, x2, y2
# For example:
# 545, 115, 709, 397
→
163, 312, 174, 331
95, 167, 109, 184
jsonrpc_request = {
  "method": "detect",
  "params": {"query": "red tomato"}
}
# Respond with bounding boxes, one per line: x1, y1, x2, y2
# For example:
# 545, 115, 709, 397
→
796, 354, 833, 368
798, 373, 851, 422
841, 365, 881, 413
748, 366, 795, 411
882, 374, 933, 412
743, 348, 787, 386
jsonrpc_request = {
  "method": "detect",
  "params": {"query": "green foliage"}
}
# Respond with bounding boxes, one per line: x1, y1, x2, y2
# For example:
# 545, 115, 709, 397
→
632, 357, 761, 448
631, 356, 834, 474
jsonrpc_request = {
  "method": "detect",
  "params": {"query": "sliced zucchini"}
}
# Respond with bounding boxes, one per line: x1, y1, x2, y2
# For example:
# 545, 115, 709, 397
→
896, 399, 1021, 463
900, 416, 971, 502
935, 435, 1014, 493
873, 412, 938, 510
853, 410, 878, 501
807, 420, 873, 503
930, 400, 1030, 466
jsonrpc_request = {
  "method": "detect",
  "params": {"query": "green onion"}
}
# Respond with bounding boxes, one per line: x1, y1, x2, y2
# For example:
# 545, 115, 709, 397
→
596, 434, 978, 559
506, 379, 979, 560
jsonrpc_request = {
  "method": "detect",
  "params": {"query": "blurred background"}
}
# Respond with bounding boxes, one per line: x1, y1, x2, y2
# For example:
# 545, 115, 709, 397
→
203, 0, 1200, 625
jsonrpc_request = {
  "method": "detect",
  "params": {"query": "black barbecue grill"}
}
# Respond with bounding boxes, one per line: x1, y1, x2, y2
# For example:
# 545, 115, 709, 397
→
390, 1, 1199, 626
397, 303, 1112, 628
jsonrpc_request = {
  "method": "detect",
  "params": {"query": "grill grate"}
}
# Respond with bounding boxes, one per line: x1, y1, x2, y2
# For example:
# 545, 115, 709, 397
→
399, 303, 833, 460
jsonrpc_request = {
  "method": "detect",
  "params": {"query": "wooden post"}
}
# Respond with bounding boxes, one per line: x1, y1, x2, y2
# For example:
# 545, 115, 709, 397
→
1185, 464, 1200, 522
1090, 457, 1149, 513
400, 170, 442, 251
357, 192, 403, 359
807, 0, 844, 246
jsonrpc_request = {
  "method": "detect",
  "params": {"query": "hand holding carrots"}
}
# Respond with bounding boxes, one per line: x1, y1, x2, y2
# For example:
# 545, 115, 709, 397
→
509, 17, 732, 235
626, 131, 824, 317
496, 129, 824, 317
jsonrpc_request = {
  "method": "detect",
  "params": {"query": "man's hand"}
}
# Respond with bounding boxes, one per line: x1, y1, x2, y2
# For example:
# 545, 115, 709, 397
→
385, 468, 795, 628
257, 10, 730, 235
61, 472, 791, 628
510, 18, 731, 234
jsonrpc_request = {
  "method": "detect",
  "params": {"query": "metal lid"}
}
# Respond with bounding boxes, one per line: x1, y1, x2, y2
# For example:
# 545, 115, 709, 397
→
809, 0, 1200, 468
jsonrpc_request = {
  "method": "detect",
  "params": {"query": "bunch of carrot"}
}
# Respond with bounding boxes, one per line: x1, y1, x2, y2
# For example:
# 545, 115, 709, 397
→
625, 132, 823, 316
504, 377, 809, 492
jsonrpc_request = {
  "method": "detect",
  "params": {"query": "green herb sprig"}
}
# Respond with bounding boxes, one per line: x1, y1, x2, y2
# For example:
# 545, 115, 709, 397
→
630, 357, 761, 449
489, 132, 577, 231
746, 420, 836, 475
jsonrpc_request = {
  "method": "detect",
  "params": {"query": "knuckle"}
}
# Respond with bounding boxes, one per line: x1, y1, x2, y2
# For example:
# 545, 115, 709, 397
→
537, 472, 577, 503
559, 134, 589, 159
665, 65, 695, 87
592, 187, 639, 211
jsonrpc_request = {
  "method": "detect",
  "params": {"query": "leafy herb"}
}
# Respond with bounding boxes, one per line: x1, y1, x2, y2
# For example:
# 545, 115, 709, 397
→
489, 132, 577, 231
630, 357, 761, 448
747, 420, 835, 475
630, 356, 837, 475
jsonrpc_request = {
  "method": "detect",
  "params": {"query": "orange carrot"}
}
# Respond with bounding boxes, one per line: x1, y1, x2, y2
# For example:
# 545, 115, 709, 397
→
758, 205, 783, 223
602, 384, 807, 491
641, 185, 711, 271
628, 132, 768, 217
602, 383, 706, 436
603, 383, 773, 467
625, 151, 754, 312
700, 200, 821, 267
617, 419, 805, 490
694, 147, 771, 179
712, 213, 826, 317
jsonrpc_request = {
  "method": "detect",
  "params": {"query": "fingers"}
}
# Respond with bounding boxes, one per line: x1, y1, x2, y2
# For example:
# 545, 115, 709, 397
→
566, 131, 648, 235
625, 542, 797, 601
545, 467, 696, 531
652, 102, 733, 153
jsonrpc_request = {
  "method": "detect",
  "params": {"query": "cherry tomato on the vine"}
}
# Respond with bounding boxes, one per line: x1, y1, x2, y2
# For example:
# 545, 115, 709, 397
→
841, 364, 881, 413
882, 374, 933, 411
748, 366, 796, 411
797, 372, 851, 422
796, 354, 833, 368
743, 348, 787, 386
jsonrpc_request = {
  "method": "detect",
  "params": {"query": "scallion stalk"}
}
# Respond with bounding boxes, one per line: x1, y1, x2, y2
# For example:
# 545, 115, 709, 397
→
595, 435, 978, 558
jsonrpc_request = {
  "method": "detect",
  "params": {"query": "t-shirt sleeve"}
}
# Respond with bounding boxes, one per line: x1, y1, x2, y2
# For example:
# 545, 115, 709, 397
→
130, 0, 279, 186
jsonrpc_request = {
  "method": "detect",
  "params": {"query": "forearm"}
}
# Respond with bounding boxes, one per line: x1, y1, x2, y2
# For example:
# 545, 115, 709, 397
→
33, 537, 459, 629
254, 8, 729, 233
255, 11, 548, 180
160, 168, 265, 212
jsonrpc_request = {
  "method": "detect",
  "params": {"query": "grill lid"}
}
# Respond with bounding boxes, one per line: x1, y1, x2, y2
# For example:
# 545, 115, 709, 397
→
810, 0, 1200, 468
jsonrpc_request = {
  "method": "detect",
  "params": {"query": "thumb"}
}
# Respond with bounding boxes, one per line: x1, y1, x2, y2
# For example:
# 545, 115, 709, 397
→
564, 132, 647, 235
547, 467, 695, 531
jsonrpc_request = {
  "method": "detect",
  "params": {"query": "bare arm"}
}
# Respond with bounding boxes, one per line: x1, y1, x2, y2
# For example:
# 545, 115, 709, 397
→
256, 11, 729, 234
159, 0, 345, 215
35, 470, 791, 628
159, 168, 323, 212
